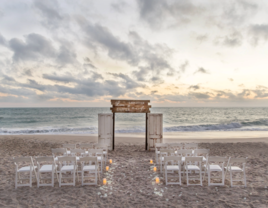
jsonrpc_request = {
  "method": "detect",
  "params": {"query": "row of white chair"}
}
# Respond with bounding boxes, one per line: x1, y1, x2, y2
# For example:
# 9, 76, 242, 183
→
13, 156, 100, 189
155, 143, 198, 164
161, 155, 246, 187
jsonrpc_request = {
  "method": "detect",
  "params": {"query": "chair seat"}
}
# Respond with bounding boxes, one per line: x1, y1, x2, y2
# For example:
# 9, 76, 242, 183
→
166, 165, 180, 171
227, 166, 243, 172
83, 165, 97, 171
97, 156, 102, 161
186, 165, 200, 171
40, 165, 57, 172
156, 151, 160, 154
67, 150, 71, 154
103, 151, 107, 155
18, 166, 37, 172
61, 165, 75, 171
207, 165, 222, 171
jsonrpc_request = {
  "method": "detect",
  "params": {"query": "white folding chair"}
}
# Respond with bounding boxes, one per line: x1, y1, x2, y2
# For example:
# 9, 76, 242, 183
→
159, 149, 175, 173
205, 156, 229, 186
226, 158, 247, 187
58, 156, 78, 187
52, 148, 67, 160
95, 144, 108, 166
80, 157, 99, 186
88, 149, 104, 173
35, 156, 58, 187
164, 156, 182, 185
13, 157, 37, 189
185, 157, 203, 186
155, 143, 168, 165
62, 144, 76, 155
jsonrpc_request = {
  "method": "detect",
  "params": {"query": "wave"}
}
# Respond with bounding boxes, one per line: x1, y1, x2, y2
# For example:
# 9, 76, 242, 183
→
1, 121, 268, 135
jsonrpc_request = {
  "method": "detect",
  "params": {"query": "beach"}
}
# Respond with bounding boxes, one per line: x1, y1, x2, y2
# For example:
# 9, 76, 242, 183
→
0, 133, 268, 207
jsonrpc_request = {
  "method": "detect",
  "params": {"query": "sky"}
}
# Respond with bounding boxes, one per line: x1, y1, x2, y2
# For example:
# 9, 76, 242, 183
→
1, 0, 268, 107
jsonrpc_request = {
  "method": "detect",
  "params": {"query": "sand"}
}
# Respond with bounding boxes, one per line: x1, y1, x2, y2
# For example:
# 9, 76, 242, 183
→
0, 134, 268, 207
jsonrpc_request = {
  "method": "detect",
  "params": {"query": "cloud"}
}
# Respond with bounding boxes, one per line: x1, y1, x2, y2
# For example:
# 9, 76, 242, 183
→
33, 0, 68, 29
189, 85, 200, 90
179, 61, 189, 73
111, 1, 128, 13
0, 33, 7, 46
136, 0, 202, 29
43, 73, 76, 83
194, 67, 209, 75
249, 24, 268, 45
229, 78, 233, 82
196, 34, 208, 42
214, 31, 243, 47
108, 73, 145, 89
77, 20, 175, 83
9, 33, 56, 62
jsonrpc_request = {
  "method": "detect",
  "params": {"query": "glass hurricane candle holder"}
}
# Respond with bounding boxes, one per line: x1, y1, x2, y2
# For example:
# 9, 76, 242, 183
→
155, 177, 159, 184
110, 159, 112, 164
153, 167, 157, 172
103, 178, 107, 185
106, 166, 109, 171
150, 159, 153, 164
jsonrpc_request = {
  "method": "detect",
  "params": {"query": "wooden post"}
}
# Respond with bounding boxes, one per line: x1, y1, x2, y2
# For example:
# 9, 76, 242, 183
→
113, 112, 115, 150
145, 113, 148, 151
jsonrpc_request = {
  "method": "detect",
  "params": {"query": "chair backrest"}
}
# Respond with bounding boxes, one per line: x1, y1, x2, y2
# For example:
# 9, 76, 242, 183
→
62, 144, 76, 149
13, 157, 35, 169
229, 158, 247, 164
185, 156, 203, 162
35, 156, 54, 163
88, 149, 103, 156
70, 149, 85, 154
160, 149, 175, 156
176, 149, 193, 156
164, 156, 182, 164
194, 149, 210, 156
208, 156, 229, 163
13, 157, 32, 163
79, 156, 98, 163
58, 156, 77, 163
185, 143, 198, 149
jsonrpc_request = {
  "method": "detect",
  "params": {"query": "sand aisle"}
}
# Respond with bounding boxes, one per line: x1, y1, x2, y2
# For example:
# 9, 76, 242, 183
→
0, 134, 268, 207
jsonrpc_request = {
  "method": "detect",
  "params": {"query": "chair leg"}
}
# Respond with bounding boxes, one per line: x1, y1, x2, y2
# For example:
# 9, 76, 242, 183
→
165, 169, 167, 185
230, 171, 233, 187
73, 170, 76, 186
30, 169, 32, 187
208, 171, 210, 186
82, 171, 84, 186
244, 171, 247, 187
59, 172, 61, 187
52, 171, 54, 187
37, 171, 40, 188
15, 171, 17, 189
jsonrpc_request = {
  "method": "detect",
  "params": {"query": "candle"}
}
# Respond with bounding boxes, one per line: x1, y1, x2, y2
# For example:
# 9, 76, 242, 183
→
110, 159, 112, 164
106, 166, 109, 171
103, 178, 107, 185
150, 159, 153, 164
153, 167, 157, 172
155, 177, 159, 184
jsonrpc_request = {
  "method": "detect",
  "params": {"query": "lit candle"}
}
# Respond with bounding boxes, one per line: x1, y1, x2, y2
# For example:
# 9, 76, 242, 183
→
103, 178, 107, 185
106, 166, 109, 171
155, 177, 159, 184
150, 159, 153, 164
110, 159, 112, 164
153, 167, 157, 172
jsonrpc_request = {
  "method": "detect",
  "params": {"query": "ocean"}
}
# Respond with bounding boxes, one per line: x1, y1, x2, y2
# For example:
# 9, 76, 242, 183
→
0, 107, 268, 135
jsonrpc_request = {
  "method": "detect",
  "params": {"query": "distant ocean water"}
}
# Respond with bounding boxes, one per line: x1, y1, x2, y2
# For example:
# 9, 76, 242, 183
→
0, 107, 268, 135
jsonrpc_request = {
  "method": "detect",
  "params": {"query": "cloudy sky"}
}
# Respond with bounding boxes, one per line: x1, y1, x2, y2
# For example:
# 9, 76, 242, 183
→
1, 0, 268, 107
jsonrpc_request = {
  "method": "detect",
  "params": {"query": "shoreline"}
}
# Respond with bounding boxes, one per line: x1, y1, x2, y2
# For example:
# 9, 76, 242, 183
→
1, 131, 268, 144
